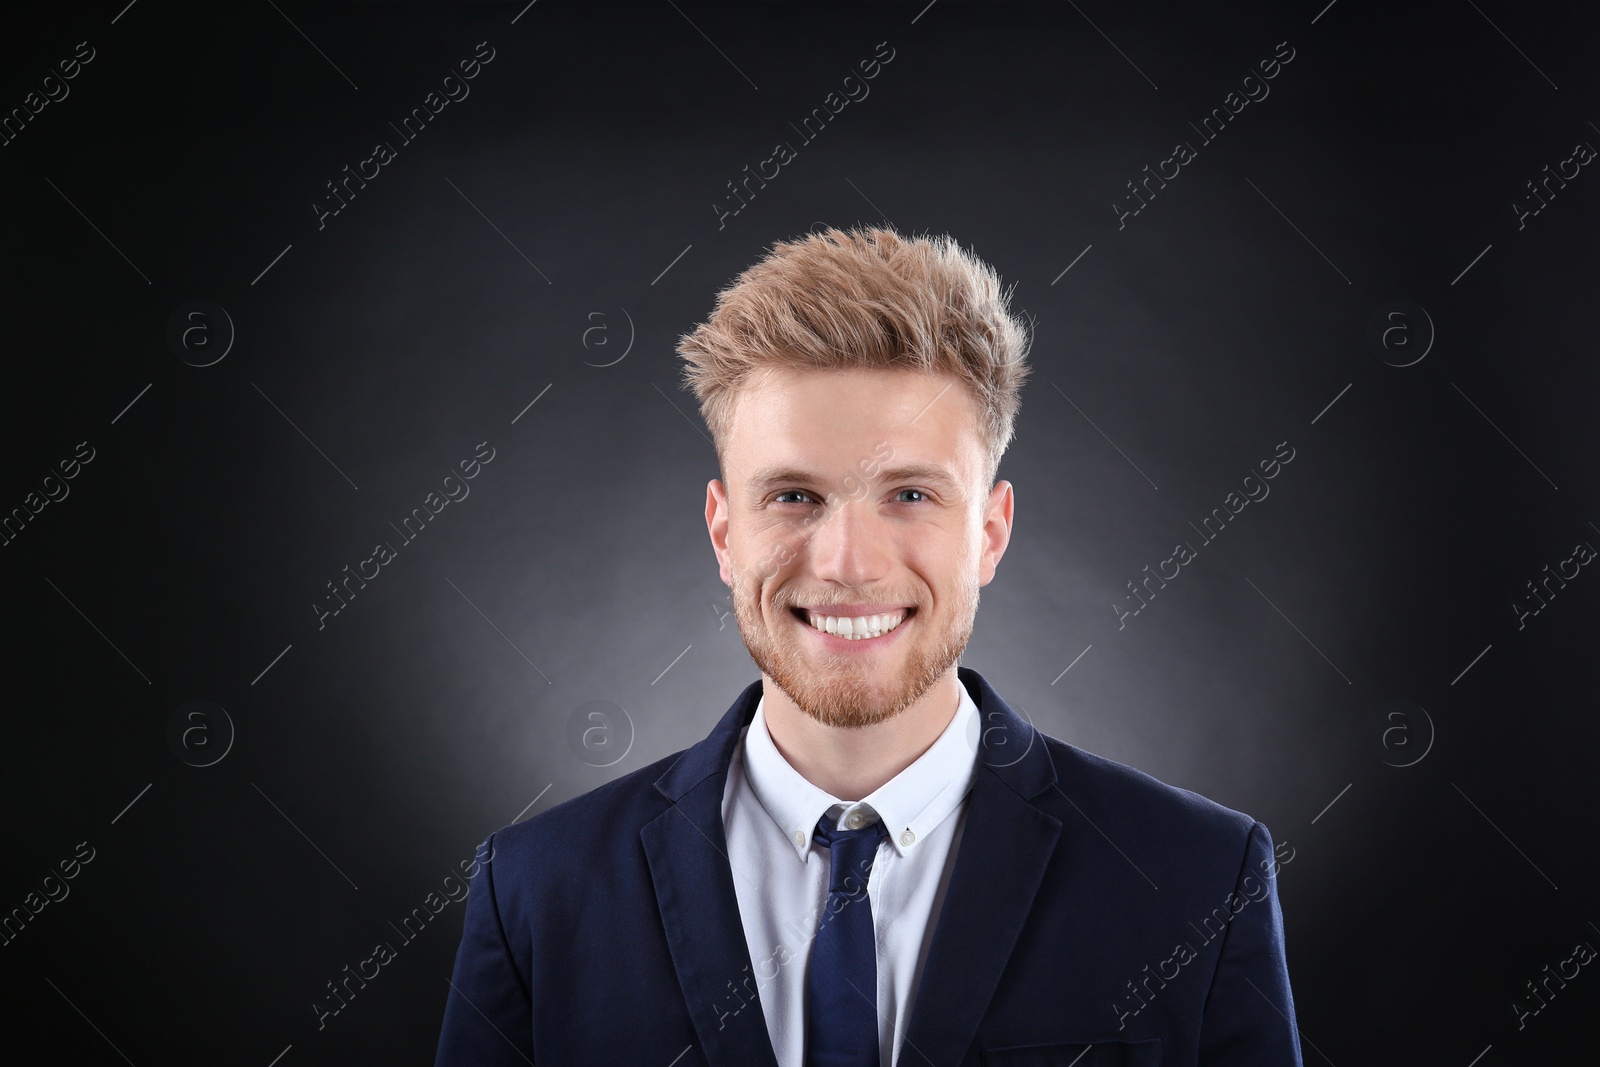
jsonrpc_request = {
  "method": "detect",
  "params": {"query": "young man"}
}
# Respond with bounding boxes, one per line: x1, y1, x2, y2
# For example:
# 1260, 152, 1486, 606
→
436, 227, 1302, 1065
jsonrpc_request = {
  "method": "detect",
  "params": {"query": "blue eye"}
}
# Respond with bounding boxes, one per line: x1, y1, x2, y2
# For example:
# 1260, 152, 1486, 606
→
772, 488, 930, 506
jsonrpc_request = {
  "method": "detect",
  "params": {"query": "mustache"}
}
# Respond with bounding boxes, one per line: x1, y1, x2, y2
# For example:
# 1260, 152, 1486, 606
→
775, 597, 918, 612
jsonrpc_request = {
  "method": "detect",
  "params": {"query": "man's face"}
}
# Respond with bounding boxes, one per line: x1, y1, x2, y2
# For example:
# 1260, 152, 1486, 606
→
705, 366, 1013, 730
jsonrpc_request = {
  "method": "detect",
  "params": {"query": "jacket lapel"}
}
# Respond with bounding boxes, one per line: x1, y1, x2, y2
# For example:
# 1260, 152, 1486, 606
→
641, 668, 1062, 1067
641, 678, 781, 1067
895, 667, 1064, 1066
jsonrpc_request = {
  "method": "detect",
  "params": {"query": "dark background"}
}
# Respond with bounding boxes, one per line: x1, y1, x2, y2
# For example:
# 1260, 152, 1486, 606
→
2, 1, 1596, 1063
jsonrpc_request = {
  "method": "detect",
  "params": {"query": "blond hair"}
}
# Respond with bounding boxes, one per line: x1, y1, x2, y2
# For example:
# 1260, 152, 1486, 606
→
675, 225, 1032, 489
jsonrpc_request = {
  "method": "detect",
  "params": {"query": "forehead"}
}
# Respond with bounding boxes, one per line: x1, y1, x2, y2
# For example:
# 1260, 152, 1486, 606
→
725, 366, 984, 482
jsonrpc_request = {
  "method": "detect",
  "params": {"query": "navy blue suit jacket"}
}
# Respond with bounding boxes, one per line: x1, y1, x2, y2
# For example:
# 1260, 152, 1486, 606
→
436, 667, 1303, 1065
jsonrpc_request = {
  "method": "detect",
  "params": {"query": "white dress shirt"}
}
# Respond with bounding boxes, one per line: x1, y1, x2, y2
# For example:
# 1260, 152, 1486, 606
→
720, 680, 982, 1067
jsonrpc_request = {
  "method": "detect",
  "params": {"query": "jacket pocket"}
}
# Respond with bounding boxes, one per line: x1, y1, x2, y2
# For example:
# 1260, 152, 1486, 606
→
980, 1038, 1162, 1066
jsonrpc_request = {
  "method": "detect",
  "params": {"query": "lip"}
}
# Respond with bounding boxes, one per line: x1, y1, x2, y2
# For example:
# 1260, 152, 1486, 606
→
790, 606, 913, 651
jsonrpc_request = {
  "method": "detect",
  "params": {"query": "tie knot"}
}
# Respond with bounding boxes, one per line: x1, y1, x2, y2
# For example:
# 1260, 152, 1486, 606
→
814, 811, 887, 897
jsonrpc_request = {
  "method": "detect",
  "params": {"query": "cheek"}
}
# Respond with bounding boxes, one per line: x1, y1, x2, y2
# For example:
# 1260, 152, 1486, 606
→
753, 517, 818, 572
920, 532, 982, 600
911, 522, 970, 568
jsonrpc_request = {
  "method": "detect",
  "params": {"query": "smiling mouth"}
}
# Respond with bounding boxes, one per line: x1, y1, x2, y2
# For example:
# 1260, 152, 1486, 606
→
789, 607, 913, 641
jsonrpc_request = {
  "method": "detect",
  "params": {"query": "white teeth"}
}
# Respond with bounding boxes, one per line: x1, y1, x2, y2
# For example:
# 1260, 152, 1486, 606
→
804, 610, 907, 640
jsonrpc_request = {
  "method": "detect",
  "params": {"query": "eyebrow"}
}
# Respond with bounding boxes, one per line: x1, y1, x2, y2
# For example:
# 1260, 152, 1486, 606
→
745, 462, 961, 494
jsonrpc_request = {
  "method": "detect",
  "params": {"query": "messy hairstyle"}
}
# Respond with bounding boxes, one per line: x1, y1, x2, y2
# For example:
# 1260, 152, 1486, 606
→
675, 225, 1033, 490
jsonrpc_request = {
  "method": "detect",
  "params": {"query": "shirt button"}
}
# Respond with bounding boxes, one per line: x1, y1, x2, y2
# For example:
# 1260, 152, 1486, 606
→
845, 811, 864, 829
794, 830, 806, 847
899, 829, 915, 847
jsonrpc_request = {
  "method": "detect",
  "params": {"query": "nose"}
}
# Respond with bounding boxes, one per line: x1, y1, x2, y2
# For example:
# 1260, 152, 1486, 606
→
803, 492, 891, 592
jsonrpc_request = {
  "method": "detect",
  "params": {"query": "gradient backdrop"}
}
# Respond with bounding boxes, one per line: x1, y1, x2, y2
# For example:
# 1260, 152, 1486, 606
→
2, 1, 1596, 1063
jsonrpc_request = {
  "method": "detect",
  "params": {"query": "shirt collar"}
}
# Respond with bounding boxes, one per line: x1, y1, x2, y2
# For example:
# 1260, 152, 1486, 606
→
741, 677, 981, 864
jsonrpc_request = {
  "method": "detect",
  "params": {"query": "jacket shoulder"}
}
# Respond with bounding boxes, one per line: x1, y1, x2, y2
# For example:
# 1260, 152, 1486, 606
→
480, 745, 689, 875
1046, 736, 1258, 833
1036, 734, 1271, 888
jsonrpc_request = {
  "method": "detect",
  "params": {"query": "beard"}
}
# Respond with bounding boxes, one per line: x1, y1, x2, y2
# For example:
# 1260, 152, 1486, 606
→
729, 563, 979, 730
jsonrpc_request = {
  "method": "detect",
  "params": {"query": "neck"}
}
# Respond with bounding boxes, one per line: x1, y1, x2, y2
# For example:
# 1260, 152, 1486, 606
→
760, 669, 963, 800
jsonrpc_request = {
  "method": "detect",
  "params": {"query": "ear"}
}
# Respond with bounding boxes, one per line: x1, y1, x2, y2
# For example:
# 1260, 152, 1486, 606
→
706, 478, 734, 587
977, 480, 1014, 587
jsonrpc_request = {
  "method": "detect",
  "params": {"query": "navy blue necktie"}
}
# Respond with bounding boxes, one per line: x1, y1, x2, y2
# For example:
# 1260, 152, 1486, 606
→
806, 810, 888, 1067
